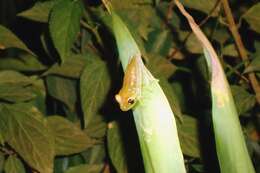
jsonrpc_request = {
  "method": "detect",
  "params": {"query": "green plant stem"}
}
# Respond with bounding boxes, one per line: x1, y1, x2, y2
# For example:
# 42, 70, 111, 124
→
221, 0, 260, 105
111, 11, 186, 173
175, 1, 255, 172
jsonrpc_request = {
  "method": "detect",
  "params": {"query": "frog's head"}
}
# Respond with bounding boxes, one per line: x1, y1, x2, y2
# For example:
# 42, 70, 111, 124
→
115, 92, 137, 111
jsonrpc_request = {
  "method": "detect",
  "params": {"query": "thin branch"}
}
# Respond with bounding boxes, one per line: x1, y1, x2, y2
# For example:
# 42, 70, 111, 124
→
166, 0, 176, 22
80, 20, 104, 50
225, 63, 249, 83
0, 146, 15, 155
168, 0, 221, 60
101, 0, 112, 14
221, 0, 260, 105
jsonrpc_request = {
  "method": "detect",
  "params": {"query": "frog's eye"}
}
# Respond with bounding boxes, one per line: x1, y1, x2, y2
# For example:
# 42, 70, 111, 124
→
127, 98, 135, 105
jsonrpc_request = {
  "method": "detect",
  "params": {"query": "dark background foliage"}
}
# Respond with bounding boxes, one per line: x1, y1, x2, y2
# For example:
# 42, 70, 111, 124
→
0, 0, 259, 173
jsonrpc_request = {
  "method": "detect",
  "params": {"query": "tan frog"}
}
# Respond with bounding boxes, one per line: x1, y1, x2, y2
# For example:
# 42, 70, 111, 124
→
115, 55, 142, 111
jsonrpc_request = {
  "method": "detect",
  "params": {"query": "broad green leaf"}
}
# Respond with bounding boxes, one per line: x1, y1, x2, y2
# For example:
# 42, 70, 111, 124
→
0, 25, 33, 54
0, 70, 32, 86
0, 53, 46, 72
81, 145, 106, 165
0, 104, 55, 173
231, 85, 256, 115
156, 2, 181, 29
111, 0, 154, 15
0, 84, 35, 102
179, 0, 219, 15
211, 28, 230, 45
175, 2, 255, 172
65, 164, 104, 173
47, 116, 96, 155
84, 120, 107, 139
18, 1, 55, 23
179, 31, 203, 54
177, 115, 200, 157
146, 54, 177, 79
244, 41, 260, 73
28, 77, 46, 103
243, 3, 260, 33
134, 5, 158, 40
49, 0, 83, 62
145, 29, 174, 59
4, 155, 25, 173
244, 57, 260, 73
222, 44, 239, 57
112, 1, 160, 41
0, 71, 36, 102
46, 76, 77, 112
43, 55, 87, 78
79, 147, 106, 173
107, 121, 128, 173
111, 0, 147, 9
30, 76, 48, 115
80, 57, 110, 132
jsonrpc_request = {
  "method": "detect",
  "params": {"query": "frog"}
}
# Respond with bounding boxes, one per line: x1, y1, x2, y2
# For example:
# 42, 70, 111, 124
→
115, 55, 143, 111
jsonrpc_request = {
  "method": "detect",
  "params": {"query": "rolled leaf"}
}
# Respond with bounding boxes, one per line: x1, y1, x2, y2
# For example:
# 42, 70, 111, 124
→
111, 12, 186, 173
175, 1, 255, 173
